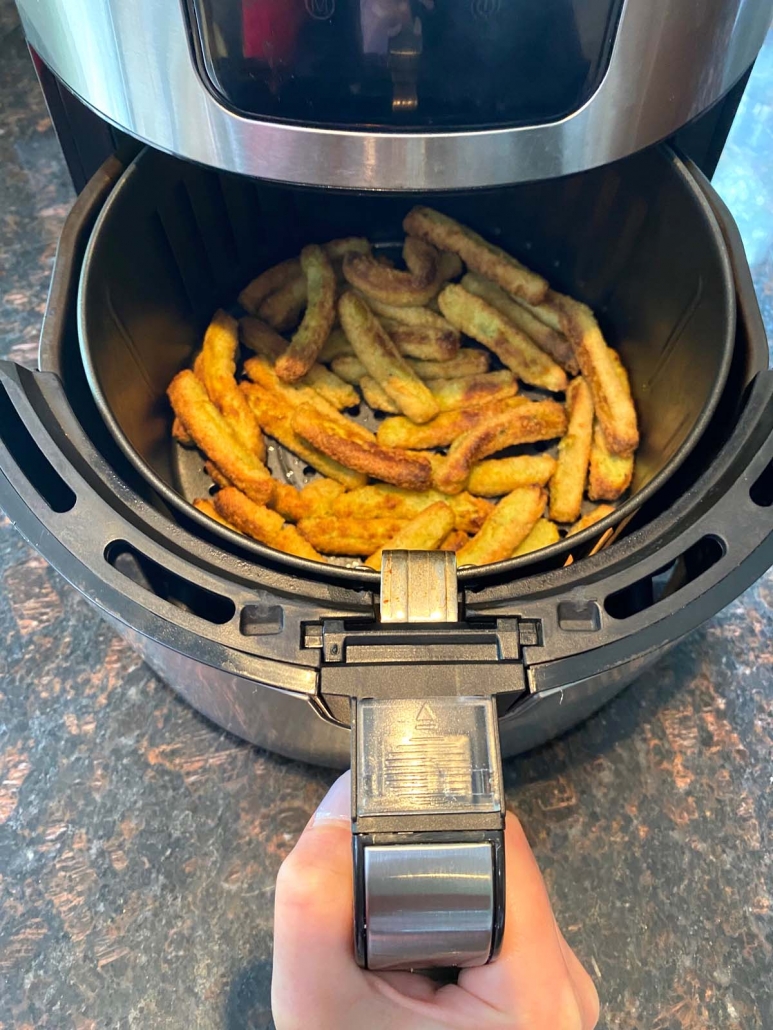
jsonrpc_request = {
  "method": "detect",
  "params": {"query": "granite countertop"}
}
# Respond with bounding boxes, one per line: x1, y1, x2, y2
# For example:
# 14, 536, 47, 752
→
0, 10, 771, 1030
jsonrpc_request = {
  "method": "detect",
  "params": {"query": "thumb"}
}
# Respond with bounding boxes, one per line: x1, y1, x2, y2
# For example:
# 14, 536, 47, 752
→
271, 773, 365, 1026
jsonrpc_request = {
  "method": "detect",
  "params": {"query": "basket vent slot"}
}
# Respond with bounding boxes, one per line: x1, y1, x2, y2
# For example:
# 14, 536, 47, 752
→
750, 456, 773, 507
0, 382, 76, 513
604, 535, 724, 620
105, 540, 235, 625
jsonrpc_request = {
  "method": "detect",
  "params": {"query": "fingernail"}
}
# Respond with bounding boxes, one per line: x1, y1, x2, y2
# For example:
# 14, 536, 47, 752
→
310, 770, 351, 827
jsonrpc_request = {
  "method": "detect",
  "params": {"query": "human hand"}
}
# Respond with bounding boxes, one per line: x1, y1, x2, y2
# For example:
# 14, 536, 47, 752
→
272, 772, 599, 1029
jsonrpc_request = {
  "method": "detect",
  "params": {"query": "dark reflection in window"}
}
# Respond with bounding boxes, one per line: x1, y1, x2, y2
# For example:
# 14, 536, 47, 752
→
189, 0, 624, 130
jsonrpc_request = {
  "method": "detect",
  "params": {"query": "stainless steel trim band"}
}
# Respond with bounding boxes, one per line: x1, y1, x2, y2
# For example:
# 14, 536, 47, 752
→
17, 0, 773, 190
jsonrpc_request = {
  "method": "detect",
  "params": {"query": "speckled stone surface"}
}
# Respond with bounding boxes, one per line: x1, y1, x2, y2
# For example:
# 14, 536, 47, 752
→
0, 10, 771, 1029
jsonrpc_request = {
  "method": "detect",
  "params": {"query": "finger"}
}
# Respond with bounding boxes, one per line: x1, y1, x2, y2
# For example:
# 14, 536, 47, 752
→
450, 814, 583, 1024
556, 926, 600, 1029
272, 773, 367, 1027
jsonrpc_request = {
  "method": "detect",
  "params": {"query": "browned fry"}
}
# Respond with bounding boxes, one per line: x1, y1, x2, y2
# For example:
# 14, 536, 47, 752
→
512, 518, 561, 557
172, 417, 194, 447
318, 329, 354, 363
343, 237, 441, 307
440, 529, 470, 552
447, 492, 494, 533
193, 497, 238, 531
292, 403, 432, 490
297, 517, 408, 556
244, 356, 374, 441
258, 275, 308, 331
436, 250, 464, 285
364, 296, 457, 330
549, 376, 594, 524
242, 382, 367, 489
568, 504, 616, 536
299, 364, 359, 410
512, 290, 565, 334
555, 296, 639, 456
403, 207, 548, 305
360, 376, 401, 414
323, 237, 371, 261
457, 486, 547, 565
364, 501, 455, 570
214, 486, 325, 561
438, 284, 568, 392
272, 478, 345, 522
198, 310, 265, 461
276, 245, 337, 382
331, 484, 491, 534
428, 370, 517, 412
467, 454, 557, 497
376, 396, 528, 450
167, 371, 275, 506
382, 323, 461, 361
588, 350, 635, 500
433, 400, 568, 495
239, 258, 301, 315
461, 273, 578, 374
339, 292, 439, 424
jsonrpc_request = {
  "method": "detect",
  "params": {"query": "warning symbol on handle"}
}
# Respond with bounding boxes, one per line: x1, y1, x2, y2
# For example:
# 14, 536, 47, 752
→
471, 0, 501, 19
306, 0, 335, 20
415, 702, 439, 731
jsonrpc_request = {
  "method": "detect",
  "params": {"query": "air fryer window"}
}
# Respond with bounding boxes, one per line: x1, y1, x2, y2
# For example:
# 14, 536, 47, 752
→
188, 0, 624, 130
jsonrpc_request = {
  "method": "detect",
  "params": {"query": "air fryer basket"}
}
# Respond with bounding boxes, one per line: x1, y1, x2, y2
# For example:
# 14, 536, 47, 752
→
78, 145, 735, 579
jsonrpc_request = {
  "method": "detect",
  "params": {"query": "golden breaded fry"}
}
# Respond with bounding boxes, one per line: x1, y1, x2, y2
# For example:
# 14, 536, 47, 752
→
276, 245, 337, 382
409, 349, 489, 380
343, 237, 440, 307
239, 316, 286, 361
323, 237, 371, 261
360, 376, 401, 414
297, 517, 408, 556
272, 478, 345, 522
167, 371, 275, 506
364, 296, 457, 330
440, 529, 470, 552
588, 419, 634, 500
331, 484, 490, 534
377, 396, 528, 450
549, 376, 594, 524
512, 290, 565, 334
404, 207, 548, 305
433, 400, 568, 495
588, 349, 635, 500
214, 486, 325, 561
318, 328, 355, 363
438, 284, 568, 392
292, 403, 432, 490
172, 417, 194, 447
447, 492, 494, 533
365, 502, 455, 570
258, 275, 308, 332
242, 383, 366, 489
436, 250, 464, 284
244, 357, 375, 441
239, 257, 301, 315
555, 296, 639, 456
199, 310, 265, 461
300, 364, 359, 410
428, 370, 517, 412
339, 292, 439, 424
467, 454, 557, 497
512, 518, 561, 557
461, 273, 578, 374
193, 497, 239, 531
457, 486, 547, 565
568, 504, 616, 536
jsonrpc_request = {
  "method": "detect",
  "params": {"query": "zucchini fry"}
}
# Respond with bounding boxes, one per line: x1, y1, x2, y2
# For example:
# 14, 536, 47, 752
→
588, 350, 635, 500
167, 370, 274, 506
297, 517, 408, 556
467, 454, 556, 497
276, 245, 337, 382
339, 291, 439, 424
376, 396, 528, 450
457, 486, 547, 565
404, 206, 548, 304
365, 501, 455, 570
549, 376, 594, 524
568, 504, 616, 536
214, 486, 325, 561
427, 370, 517, 412
512, 518, 561, 557
438, 284, 568, 392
